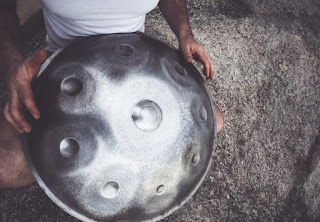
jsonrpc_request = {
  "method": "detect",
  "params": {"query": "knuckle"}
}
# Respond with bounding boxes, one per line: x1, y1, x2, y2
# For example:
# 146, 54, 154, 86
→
198, 47, 205, 52
19, 86, 32, 100
10, 82, 25, 95
8, 81, 18, 92
12, 112, 23, 122
9, 103, 18, 112
182, 50, 191, 55
19, 81, 30, 91
24, 99, 33, 108
9, 107, 21, 120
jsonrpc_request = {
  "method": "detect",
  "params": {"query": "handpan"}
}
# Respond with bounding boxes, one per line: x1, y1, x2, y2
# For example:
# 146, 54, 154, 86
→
22, 33, 217, 222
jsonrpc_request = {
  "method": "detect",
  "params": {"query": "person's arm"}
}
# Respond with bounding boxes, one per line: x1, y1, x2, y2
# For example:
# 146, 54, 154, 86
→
158, 0, 215, 80
0, 0, 46, 133
0, 1, 23, 76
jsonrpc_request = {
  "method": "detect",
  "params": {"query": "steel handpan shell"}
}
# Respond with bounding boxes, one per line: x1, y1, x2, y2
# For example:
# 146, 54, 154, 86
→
22, 33, 217, 222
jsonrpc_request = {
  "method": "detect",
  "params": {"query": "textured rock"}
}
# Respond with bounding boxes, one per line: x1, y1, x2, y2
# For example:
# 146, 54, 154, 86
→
1, 0, 320, 221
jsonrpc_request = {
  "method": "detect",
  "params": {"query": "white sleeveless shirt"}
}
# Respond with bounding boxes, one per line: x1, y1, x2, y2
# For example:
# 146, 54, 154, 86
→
41, 0, 159, 51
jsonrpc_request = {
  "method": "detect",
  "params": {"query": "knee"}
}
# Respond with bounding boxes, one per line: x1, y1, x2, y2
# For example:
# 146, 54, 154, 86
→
214, 105, 224, 134
0, 114, 21, 151
0, 144, 34, 189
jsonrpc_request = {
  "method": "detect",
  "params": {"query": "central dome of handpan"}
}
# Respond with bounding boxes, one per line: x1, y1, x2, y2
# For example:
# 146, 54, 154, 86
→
23, 33, 217, 221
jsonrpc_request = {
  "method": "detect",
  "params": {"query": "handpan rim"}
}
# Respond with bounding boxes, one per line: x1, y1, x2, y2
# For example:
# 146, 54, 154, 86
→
22, 32, 217, 222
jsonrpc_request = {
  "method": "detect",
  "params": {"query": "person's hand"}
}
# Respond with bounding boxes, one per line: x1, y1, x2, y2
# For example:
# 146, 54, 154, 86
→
3, 50, 47, 133
179, 35, 215, 80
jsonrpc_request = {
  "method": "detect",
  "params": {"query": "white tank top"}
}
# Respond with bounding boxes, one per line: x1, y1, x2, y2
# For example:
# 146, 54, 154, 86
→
41, 0, 159, 51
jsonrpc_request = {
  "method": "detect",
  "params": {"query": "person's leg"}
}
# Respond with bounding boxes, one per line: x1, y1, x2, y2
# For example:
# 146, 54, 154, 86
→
0, 114, 35, 189
214, 105, 224, 134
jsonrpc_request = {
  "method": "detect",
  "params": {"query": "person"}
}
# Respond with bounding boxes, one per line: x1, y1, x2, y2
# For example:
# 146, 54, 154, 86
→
0, 0, 224, 189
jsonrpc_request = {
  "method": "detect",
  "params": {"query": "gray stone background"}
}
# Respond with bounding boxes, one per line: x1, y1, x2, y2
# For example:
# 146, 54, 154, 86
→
1, 0, 320, 221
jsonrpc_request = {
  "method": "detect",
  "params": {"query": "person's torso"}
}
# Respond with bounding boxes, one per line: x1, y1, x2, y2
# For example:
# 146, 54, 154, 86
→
41, 0, 159, 51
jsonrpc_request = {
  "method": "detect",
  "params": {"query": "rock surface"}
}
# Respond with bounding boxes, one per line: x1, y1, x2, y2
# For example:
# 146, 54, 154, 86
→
1, 0, 320, 221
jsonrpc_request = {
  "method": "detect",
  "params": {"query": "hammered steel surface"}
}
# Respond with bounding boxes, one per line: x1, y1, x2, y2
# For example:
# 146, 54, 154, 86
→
22, 33, 217, 222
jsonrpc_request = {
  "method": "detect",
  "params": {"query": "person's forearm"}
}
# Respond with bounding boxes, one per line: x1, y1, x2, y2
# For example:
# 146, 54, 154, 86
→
158, 0, 193, 41
0, 4, 23, 78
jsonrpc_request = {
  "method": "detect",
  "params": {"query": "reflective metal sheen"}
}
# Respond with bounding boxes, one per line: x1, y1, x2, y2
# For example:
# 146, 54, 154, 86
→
22, 33, 217, 222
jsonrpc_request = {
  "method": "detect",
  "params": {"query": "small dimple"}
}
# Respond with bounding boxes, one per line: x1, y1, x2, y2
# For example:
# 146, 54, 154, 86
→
60, 137, 80, 157
61, 77, 83, 96
192, 153, 200, 165
199, 106, 207, 120
156, 184, 166, 195
101, 181, 120, 199
116, 44, 135, 57
175, 64, 186, 76
132, 100, 162, 131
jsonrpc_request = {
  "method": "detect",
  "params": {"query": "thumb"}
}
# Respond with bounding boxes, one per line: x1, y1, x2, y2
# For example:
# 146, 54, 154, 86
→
25, 50, 47, 79
31, 50, 47, 65
180, 45, 193, 63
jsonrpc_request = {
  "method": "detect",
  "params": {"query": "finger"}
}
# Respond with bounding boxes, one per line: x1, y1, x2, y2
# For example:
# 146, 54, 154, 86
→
30, 50, 47, 65
38, 49, 48, 61
195, 51, 210, 79
3, 102, 24, 133
9, 92, 32, 133
18, 83, 40, 120
202, 55, 210, 79
26, 50, 47, 78
180, 45, 193, 62
209, 61, 215, 81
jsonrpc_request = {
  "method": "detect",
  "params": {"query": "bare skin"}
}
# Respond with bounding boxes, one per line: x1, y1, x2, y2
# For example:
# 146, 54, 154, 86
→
0, 47, 46, 188
3, 50, 47, 133
0, 115, 34, 188
159, 0, 215, 80
0, 0, 224, 189
0, 0, 37, 188
159, 0, 224, 133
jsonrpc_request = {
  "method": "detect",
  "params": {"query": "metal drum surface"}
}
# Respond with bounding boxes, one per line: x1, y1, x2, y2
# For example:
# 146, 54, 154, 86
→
22, 33, 217, 222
